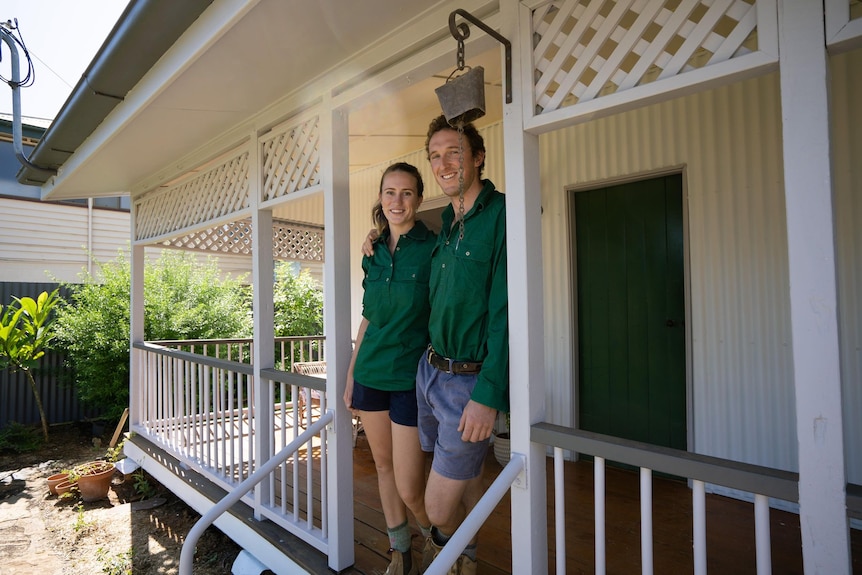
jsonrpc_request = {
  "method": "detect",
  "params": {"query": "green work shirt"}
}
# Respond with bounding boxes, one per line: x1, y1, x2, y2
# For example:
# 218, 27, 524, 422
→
353, 220, 436, 391
429, 180, 509, 412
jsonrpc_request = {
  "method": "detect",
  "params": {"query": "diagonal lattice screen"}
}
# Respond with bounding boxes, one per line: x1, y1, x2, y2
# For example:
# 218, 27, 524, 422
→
533, 0, 759, 114
135, 150, 250, 241
161, 218, 324, 262
261, 116, 321, 202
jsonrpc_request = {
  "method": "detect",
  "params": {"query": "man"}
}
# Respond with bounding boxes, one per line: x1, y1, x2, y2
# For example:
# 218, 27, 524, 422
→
417, 115, 509, 574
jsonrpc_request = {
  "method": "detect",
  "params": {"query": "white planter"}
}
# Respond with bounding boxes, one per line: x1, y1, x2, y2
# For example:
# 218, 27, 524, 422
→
493, 433, 510, 467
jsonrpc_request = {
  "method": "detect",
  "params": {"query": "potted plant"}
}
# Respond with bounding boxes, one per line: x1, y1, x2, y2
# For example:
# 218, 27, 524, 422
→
73, 460, 116, 502
493, 412, 510, 467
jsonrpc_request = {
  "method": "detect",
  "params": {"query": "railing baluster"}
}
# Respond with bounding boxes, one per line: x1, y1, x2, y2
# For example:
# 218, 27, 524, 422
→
554, 447, 566, 575
693, 479, 707, 575
754, 493, 771, 574
595, 456, 606, 575
641, 467, 653, 575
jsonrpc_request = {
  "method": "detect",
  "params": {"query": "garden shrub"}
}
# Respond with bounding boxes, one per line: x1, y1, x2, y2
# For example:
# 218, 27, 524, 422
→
54, 250, 253, 420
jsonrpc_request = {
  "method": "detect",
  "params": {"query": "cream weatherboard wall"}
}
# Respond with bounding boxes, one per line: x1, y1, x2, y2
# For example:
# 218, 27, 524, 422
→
0, 198, 130, 283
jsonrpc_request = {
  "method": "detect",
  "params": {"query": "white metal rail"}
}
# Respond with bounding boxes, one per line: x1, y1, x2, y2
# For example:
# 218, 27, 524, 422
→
534, 423, 799, 575
179, 412, 332, 575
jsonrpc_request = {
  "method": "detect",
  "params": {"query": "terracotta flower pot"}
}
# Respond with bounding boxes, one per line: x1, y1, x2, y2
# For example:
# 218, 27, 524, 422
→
73, 461, 116, 502
54, 478, 77, 496
46, 472, 70, 495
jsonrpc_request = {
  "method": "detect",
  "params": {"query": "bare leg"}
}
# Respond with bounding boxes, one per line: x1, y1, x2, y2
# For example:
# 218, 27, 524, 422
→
424, 467, 484, 542
360, 409, 406, 528
391, 422, 429, 528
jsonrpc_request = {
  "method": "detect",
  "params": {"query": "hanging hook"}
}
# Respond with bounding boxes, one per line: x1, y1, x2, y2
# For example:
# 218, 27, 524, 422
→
447, 9, 512, 104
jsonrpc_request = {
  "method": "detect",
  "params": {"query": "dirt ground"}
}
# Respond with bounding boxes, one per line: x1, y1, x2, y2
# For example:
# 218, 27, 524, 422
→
0, 422, 244, 575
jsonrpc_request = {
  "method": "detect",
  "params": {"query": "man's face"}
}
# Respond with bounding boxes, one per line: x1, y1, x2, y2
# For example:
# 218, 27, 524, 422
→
427, 128, 485, 198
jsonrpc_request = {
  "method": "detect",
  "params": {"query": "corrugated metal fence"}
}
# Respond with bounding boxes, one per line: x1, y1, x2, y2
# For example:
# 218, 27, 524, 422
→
0, 282, 102, 429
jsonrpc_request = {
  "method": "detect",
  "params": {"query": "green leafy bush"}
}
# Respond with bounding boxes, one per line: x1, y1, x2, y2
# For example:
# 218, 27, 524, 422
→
273, 262, 323, 337
54, 250, 253, 420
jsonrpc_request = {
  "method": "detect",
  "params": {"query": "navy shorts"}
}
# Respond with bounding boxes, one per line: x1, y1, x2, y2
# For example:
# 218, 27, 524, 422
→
416, 356, 489, 480
351, 380, 419, 427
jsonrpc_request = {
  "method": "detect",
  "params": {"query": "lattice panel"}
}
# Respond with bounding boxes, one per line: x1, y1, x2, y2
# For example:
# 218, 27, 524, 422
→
261, 116, 321, 202
162, 218, 324, 262
533, 0, 758, 113
136, 151, 250, 241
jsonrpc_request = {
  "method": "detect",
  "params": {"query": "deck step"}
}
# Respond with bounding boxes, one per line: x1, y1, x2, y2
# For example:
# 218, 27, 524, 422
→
126, 434, 330, 575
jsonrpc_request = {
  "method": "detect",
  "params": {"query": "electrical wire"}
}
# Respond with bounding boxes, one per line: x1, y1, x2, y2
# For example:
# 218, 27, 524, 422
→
0, 18, 36, 89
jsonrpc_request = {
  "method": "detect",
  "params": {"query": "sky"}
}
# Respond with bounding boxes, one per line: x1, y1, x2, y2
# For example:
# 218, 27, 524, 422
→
0, 1, 130, 125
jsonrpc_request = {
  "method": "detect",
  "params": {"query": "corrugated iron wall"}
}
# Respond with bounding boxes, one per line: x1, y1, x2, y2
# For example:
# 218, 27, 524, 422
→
539, 71, 798, 473
831, 47, 862, 483
0, 282, 102, 430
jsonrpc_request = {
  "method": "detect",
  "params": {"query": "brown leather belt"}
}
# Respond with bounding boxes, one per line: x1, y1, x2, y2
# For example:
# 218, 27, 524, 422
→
426, 346, 482, 375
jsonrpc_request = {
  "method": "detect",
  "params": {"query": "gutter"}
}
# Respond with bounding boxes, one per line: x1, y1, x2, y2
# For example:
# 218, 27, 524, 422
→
17, 0, 213, 186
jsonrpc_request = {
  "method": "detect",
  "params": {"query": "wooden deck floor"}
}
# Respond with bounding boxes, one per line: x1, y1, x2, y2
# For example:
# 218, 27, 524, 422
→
345, 433, 862, 575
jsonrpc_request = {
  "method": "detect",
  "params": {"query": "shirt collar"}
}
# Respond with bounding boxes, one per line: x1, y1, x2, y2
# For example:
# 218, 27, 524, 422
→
374, 219, 432, 245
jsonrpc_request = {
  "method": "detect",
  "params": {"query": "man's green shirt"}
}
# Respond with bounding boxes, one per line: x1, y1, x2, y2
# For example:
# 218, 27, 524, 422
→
429, 180, 509, 412
354, 220, 435, 391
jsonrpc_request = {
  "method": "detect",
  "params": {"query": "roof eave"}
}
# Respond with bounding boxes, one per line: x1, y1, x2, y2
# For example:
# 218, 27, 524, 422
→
16, 0, 214, 188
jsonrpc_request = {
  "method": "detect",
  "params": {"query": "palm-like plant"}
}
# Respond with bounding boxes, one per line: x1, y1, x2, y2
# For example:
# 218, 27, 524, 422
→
0, 289, 61, 440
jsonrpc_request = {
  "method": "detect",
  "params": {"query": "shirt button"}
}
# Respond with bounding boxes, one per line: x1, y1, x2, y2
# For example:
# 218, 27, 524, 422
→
385, 278, 389, 282
396, 247, 400, 251
441, 264, 446, 269
465, 251, 471, 256
445, 241, 450, 245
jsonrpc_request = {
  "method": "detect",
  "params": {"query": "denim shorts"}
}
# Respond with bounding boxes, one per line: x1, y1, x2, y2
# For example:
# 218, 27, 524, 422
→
350, 380, 418, 427
416, 356, 490, 480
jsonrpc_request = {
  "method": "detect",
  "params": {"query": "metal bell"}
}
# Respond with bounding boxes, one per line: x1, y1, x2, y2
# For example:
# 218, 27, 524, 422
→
435, 65, 486, 126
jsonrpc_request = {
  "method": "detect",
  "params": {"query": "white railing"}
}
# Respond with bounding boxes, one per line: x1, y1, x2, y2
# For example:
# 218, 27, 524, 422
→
133, 340, 331, 555
179, 411, 333, 575
423, 455, 526, 575
153, 335, 325, 370
532, 423, 800, 575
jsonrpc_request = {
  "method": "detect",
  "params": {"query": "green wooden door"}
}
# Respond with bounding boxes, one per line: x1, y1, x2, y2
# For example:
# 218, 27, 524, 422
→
573, 175, 686, 449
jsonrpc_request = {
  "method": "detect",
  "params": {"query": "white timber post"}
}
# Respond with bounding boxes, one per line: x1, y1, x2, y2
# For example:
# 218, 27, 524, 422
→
777, 1, 850, 572
501, 1, 548, 573
129, 219, 145, 431
250, 132, 275, 516
320, 101, 355, 571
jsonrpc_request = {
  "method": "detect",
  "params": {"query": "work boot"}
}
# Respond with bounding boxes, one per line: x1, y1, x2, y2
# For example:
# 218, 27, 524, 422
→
384, 549, 418, 575
452, 553, 477, 575
419, 535, 437, 573
420, 537, 477, 575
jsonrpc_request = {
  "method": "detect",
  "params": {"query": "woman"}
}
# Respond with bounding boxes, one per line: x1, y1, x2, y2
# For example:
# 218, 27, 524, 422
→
344, 162, 435, 575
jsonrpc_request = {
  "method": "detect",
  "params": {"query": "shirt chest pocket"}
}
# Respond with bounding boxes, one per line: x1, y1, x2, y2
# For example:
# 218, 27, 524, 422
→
453, 240, 493, 286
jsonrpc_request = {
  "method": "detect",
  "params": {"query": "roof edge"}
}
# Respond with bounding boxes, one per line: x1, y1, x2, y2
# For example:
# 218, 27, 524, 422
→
17, 0, 214, 187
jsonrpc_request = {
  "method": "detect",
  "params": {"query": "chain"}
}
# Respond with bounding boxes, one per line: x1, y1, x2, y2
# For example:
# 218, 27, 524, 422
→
456, 38, 466, 71
456, 125, 466, 247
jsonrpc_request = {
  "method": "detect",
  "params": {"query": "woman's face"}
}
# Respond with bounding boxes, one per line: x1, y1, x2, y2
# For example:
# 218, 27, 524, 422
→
380, 170, 422, 228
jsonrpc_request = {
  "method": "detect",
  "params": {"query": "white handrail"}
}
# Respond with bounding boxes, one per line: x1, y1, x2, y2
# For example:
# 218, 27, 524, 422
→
424, 454, 526, 575
179, 410, 333, 575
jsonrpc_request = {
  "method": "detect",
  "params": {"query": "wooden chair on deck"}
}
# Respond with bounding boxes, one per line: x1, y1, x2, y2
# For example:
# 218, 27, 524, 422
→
292, 361, 363, 446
